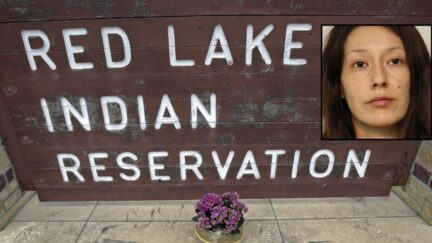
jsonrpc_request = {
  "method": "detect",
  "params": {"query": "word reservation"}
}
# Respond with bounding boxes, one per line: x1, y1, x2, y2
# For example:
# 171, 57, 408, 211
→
57, 149, 371, 182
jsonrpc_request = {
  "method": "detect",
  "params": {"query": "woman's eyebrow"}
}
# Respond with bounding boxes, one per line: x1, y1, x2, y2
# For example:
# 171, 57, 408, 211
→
386, 46, 405, 52
346, 46, 404, 55
346, 48, 367, 55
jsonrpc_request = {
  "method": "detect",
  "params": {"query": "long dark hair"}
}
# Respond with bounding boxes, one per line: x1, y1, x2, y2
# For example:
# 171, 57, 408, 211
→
322, 26, 431, 139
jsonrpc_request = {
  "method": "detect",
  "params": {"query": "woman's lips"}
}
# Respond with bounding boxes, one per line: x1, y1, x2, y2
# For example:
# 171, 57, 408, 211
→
367, 97, 394, 108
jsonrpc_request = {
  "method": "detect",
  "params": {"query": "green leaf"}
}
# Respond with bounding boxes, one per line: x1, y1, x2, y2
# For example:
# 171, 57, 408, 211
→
238, 218, 244, 227
192, 216, 199, 222
213, 225, 224, 231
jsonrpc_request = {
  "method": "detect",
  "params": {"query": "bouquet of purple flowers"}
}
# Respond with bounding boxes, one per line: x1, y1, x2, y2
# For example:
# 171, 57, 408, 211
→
192, 192, 248, 234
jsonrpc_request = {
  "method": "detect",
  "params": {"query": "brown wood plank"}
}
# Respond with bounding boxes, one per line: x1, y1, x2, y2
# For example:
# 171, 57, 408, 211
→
8, 98, 320, 129
0, 45, 320, 83
21, 142, 409, 169
0, 16, 317, 52
394, 140, 421, 186
0, 92, 35, 190
0, 1, 428, 201
1, 16, 431, 52
1, 73, 320, 104
34, 181, 394, 201
1, 0, 431, 23
30, 163, 398, 187
13, 122, 321, 149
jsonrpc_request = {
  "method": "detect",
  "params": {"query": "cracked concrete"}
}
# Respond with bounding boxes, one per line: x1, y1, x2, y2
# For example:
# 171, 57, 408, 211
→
0, 190, 430, 243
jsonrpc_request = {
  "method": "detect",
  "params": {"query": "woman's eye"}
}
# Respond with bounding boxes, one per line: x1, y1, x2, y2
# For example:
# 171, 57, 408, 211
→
389, 58, 404, 65
353, 61, 367, 68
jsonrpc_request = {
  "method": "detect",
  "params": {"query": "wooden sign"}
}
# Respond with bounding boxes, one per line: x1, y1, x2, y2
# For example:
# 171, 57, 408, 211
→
0, 1, 428, 201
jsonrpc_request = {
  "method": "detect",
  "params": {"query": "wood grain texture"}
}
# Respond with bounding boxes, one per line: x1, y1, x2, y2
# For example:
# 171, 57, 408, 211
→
1, 16, 431, 52
22, 142, 408, 169
25, 160, 400, 180
8, 98, 320, 129
34, 182, 394, 201
2, 74, 320, 103
0, 46, 320, 82
30, 163, 398, 188
0, 2, 427, 199
1, 0, 431, 23
13, 123, 321, 149
0, 93, 34, 189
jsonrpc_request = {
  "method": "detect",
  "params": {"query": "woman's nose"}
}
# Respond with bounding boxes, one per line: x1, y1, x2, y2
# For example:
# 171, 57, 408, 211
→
371, 64, 387, 88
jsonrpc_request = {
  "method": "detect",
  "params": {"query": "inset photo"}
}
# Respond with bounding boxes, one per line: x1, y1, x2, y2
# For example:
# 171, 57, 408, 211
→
321, 25, 431, 140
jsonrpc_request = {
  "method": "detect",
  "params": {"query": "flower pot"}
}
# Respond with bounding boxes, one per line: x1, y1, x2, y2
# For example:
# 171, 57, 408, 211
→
194, 225, 244, 243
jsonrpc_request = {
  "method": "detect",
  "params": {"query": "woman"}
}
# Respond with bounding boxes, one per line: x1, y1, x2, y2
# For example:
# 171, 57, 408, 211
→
322, 26, 431, 139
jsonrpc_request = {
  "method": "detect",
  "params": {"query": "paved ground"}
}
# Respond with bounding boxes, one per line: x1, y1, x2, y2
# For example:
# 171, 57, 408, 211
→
0, 190, 431, 243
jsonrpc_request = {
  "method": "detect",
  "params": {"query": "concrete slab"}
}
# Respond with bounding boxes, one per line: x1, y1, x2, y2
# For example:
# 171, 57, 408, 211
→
0, 221, 84, 243
279, 217, 432, 243
89, 200, 197, 221
0, 191, 428, 243
89, 199, 274, 221
271, 192, 415, 219
242, 199, 276, 220
77, 220, 282, 243
78, 221, 198, 243
0, 191, 35, 230
12, 194, 96, 221
241, 220, 282, 243
393, 186, 423, 214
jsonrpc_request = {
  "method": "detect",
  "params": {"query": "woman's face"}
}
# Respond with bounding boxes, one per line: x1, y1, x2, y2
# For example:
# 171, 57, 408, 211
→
341, 26, 410, 137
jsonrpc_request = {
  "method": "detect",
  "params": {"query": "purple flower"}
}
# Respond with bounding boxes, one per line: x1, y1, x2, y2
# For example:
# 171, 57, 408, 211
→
210, 205, 229, 225
195, 193, 223, 218
222, 191, 239, 201
199, 216, 212, 229
196, 193, 222, 211
194, 192, 247, 234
